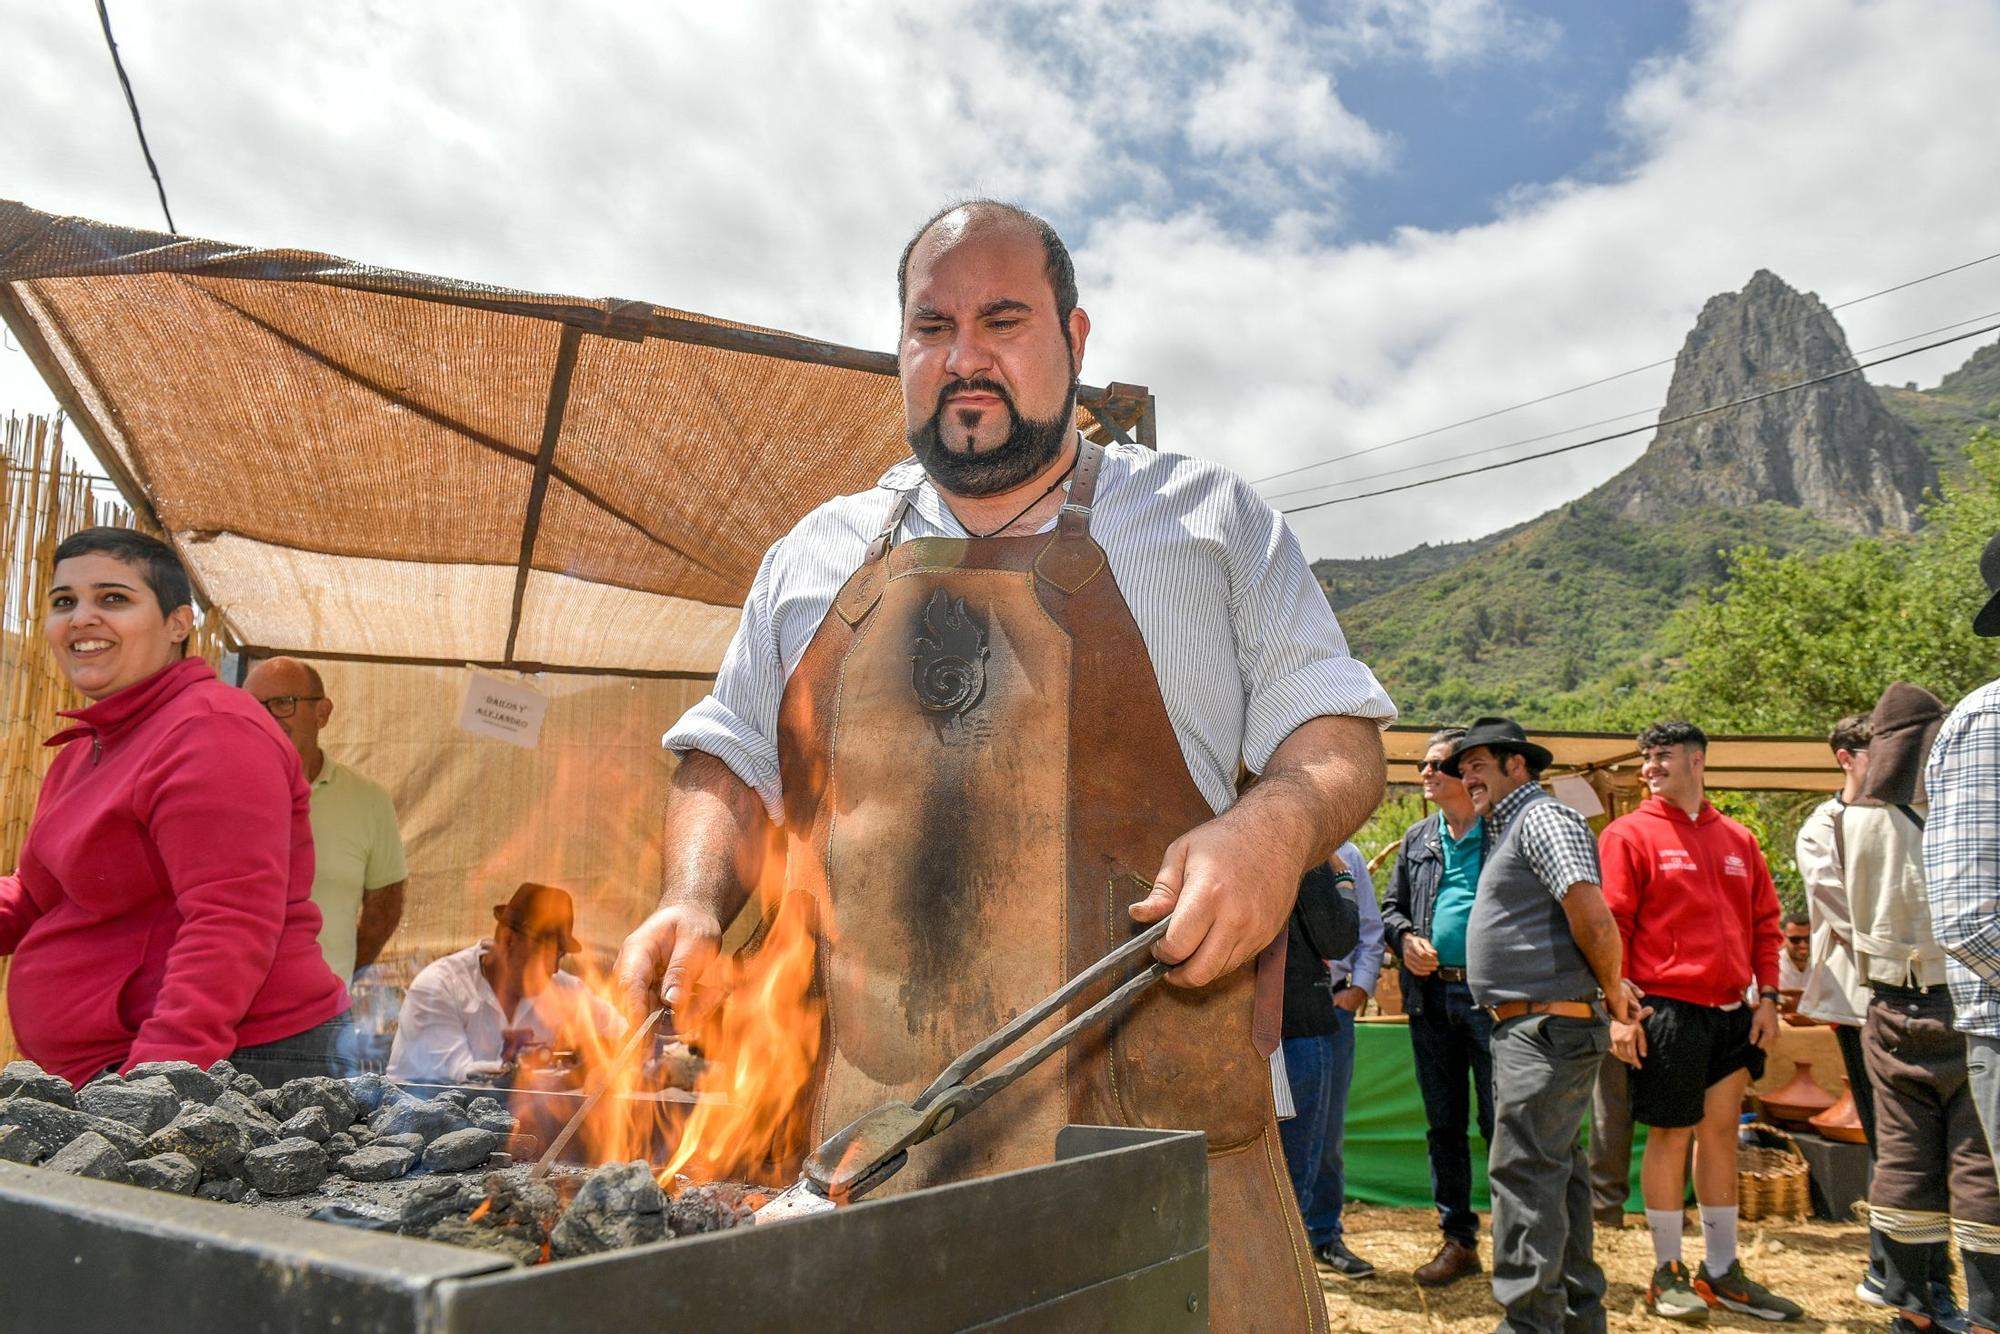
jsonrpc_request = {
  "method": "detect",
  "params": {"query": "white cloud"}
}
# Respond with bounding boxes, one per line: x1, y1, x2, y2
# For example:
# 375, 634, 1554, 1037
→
2, 0, 1996, 562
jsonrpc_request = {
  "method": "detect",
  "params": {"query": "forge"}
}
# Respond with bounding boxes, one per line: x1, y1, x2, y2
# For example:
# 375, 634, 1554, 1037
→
0, 1123, 1207, 1332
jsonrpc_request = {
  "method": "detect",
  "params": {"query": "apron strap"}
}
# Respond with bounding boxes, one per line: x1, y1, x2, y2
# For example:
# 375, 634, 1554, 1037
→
834, 487, 917, 626
1035, 438, 1109, 594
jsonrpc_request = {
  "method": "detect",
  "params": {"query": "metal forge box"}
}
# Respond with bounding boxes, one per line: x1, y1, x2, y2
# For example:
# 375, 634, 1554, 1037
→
0, 1125, 1207, 1332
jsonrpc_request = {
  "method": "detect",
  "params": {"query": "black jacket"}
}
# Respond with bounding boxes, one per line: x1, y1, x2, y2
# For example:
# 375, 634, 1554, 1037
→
1282, 860, 1362, 1039
1380, 811, 1487, 1018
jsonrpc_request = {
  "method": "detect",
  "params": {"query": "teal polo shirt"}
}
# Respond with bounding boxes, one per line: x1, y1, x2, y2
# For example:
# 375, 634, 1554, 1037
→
1429, 817, 1485, 969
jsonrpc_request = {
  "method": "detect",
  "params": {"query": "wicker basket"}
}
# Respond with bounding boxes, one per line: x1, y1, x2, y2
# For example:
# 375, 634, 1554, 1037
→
1738, 1122, 1810, 1221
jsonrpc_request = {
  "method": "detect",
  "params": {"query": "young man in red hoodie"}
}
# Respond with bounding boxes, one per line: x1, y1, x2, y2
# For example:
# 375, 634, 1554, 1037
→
1601, 720, 1799, 1324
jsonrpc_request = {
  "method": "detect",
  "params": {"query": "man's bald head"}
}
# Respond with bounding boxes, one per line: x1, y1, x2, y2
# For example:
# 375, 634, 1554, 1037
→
243, 656, 332, 762
897, 200, 1077, 337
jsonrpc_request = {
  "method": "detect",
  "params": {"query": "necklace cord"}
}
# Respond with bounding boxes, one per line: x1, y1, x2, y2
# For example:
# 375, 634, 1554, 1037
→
964, 456, 1080, 539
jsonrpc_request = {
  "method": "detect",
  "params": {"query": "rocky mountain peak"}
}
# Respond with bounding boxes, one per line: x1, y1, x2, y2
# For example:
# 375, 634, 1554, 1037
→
1604, 269, 1936, 532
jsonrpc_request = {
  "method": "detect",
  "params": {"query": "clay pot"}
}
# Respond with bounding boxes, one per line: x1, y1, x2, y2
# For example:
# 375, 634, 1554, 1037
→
1809, 1079, 1869, 1144
1759, 1061, 1839, 1128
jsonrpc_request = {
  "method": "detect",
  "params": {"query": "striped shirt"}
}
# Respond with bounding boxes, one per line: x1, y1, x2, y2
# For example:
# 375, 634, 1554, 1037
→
1489, 781, 1602, 899
1922, 677, 2000, 1036
664, 438, 1397, 821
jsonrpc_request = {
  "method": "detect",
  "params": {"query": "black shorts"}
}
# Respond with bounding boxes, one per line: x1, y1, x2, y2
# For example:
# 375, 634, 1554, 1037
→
1628, 994, 1766, 1129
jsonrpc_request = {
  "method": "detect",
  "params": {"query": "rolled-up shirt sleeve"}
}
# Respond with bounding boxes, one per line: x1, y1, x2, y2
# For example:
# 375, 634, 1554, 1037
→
1925, 706, 2000, 983
1225, 478, 1396, 773
663, 543, 788, 823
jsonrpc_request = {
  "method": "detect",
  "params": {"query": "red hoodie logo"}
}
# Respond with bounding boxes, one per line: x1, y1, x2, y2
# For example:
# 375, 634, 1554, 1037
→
1722, 853, 1748, 878
1658, 848, 1697, 874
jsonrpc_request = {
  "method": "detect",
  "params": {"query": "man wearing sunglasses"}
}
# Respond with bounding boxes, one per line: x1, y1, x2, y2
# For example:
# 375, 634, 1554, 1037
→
244, 656, 408, 983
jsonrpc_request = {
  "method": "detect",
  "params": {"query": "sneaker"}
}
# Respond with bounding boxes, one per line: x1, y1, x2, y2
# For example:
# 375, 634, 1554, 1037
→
1694, 1260, 1804, 1322
1314, 1239, 1376, 1279
1856, 1274, 1891, 1308
1647, 1260, 1711, 1323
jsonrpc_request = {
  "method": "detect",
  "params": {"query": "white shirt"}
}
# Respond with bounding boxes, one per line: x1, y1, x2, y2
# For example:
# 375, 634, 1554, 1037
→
665, 440, 1397, 819
1796, 796, 1867, 1026
386, 942, 627, 1084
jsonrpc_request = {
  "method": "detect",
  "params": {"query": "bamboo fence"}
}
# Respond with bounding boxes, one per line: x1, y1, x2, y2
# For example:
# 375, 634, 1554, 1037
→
0, 412, 222, 1064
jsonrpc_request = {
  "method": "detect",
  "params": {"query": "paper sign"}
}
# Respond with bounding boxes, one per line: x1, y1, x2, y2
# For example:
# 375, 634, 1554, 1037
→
457, 670, 548, 749
1550, 775, 1605, 818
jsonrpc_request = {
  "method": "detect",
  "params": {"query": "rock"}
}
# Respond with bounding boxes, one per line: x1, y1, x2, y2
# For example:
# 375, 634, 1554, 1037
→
550, 1161, 668, 1257
230, 1074, 263, 1098
45, 1131, 131, 1183
324, 1131, 357, 1159
145, 1106, 250, 1175
337, 1145, 415, 1182
0, 1060, 74, 1107
424, 1216, 545, 1264
205, 1059, 242, 1086
370, 1098, 470, 1144
251, 1090, 285, 1118
211, 1090, 282, 1149
275, 1077, 358, 1129
278, 1106, 334, 1143
347, 1124, 376, 1146
127, 1152, 200, 1195
397, 1177, 479, 1234
77, 1077, 181, 1134
241, 1137, 327, 1196
434, 1089, 472, 1110
421, 1127, 498, 1173
666, 1180, 764, 1237
1, 1097, 147, 1160
344, 1073, 389, 1115
486, 1152, 512, 1170
125, 1061, 223, 1105
467, 1097, 519, 1136
376, 1132, 426, 1155
0, 1124, 46, 1164
197, 1177, 248, 1203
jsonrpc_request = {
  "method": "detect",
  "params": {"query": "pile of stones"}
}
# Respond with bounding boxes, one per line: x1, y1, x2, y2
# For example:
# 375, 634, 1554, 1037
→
0, 1058, 520, 1203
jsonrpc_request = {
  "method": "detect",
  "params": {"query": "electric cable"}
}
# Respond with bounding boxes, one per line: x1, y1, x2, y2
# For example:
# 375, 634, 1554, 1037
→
95, 0, 176, 234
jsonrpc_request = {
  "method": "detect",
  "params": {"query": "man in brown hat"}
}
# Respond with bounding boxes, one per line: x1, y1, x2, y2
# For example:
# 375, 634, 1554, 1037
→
1444, 716, 1639, 1334
614, 199, 1394, 1331
387, 883, 625, 1083
1844, 683, 2000, 1334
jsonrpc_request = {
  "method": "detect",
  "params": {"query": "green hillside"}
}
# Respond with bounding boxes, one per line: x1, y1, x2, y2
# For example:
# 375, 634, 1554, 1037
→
1322, 500, 1848, 728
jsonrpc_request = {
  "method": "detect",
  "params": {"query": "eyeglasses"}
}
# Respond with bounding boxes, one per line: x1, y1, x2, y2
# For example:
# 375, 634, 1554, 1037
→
1783, 934, 1810, 945
258, 694, 325, 719
1418, 759, 1449, 774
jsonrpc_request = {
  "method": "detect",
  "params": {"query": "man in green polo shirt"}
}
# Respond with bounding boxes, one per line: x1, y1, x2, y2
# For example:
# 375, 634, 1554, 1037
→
245, 657, 408, 981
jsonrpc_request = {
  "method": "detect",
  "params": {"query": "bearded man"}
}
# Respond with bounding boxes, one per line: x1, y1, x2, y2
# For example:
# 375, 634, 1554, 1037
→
615, 200, 1394, 1329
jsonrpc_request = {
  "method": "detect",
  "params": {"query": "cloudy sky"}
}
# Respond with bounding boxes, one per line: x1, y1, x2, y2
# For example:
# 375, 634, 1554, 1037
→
5, 0, 1999, 559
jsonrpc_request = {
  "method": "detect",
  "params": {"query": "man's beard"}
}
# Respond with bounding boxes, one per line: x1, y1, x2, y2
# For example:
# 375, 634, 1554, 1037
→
908, 376, 1076, 498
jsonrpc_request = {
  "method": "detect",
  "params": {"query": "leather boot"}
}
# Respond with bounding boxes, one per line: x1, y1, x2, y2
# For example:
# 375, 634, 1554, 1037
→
1414, 1237, 1482, 1288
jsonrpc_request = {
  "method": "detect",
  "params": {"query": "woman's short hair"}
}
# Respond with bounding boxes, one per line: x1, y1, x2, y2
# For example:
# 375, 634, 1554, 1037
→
53, 527, 193, 615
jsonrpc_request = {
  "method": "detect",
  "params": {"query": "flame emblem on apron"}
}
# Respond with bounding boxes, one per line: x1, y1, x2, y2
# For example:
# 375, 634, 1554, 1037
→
910, 589, 989, 718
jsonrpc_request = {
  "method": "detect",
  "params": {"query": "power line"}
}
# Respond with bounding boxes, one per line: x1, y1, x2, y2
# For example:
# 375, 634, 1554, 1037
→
1250, 249, 2000, 488
95, 0, 176, 234
1279, 319, 2000, 515
1267, 306, 2000, 504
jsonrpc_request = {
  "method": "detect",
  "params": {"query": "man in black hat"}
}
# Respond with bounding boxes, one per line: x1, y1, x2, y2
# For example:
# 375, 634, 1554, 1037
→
1928, 531, 2000, 1176
1444, 716, 1638, 1334
1846, 683, 2000, 1334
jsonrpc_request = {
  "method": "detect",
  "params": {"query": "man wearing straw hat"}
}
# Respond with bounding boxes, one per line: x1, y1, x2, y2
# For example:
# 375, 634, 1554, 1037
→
1846, 682, 2000, 1334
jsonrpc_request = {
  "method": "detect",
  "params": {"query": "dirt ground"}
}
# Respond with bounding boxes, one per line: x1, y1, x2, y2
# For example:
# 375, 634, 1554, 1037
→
1321, 1205, 1897, 1332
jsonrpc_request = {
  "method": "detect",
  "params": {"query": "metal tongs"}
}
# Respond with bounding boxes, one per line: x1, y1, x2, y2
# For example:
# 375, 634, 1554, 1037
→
754, 916, 1172, 1223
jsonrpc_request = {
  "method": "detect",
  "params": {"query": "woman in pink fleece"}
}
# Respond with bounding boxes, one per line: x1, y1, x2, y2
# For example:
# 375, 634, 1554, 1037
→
0, 528, 349, 1087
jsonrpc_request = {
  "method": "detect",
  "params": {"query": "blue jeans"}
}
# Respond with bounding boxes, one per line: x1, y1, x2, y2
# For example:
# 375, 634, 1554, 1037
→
1409, 976, 1495, 1244
1278, 1009, 1357, 1247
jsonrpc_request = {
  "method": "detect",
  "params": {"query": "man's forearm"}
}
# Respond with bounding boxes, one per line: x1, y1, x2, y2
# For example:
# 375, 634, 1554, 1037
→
1562, 882, 1625, 1009
354, 882, 405, 969
1229, 715, 1385, 876
659, 751, 769, 921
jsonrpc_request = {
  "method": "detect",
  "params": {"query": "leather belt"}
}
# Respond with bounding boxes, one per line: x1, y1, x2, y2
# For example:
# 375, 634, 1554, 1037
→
1434, 966, 1467, 983
1487, 998, 1598, 1023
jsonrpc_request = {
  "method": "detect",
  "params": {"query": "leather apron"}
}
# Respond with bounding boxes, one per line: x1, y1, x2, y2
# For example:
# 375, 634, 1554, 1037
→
775, 441, 1325, 1332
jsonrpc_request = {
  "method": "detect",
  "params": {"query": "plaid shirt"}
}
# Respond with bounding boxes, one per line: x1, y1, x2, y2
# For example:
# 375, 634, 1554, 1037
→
1923, 678, 2000, 1037
1489, 781, 1602, 898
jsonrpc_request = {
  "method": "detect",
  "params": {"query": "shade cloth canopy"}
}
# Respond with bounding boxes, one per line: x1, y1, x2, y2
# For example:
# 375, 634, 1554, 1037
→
1384, 724, 1842, 794
0, 201, 1153, 676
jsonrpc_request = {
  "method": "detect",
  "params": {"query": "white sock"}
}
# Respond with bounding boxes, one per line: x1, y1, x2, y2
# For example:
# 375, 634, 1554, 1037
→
1700, 1204, 1739, 1273
1647, 1208, 1684, 1266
